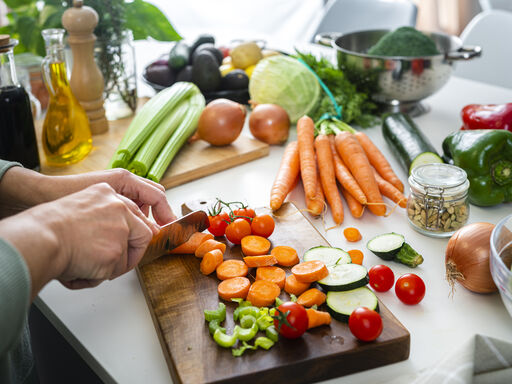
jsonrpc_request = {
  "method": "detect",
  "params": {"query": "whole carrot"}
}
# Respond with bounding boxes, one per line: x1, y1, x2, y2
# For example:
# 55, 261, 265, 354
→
315, 134, 344, 225
373, 168, 407, 208
355, 131, 404, 192
305, 169, 325, 216
341, 186, 364, 218
329, 135, 367, 205
270, 141, 300, 211
297, 116, 317, 200
335, 131, 386, 216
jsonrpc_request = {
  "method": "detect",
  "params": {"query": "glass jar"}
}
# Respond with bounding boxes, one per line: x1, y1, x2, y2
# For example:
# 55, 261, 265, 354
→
407, 163, 470, 238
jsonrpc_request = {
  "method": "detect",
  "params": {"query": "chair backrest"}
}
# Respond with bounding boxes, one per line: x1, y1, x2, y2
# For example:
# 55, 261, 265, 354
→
479, 0, 512, 12
455, 10, 512, 89
311, 0, 417, 41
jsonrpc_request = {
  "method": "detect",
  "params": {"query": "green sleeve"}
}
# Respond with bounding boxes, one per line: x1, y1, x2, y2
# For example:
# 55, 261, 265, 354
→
0, 160, 21, 179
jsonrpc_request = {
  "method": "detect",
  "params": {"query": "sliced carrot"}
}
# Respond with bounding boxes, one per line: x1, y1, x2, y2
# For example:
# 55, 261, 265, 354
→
343, 227, 362, 242
306, 308, 331, 329
348, 249, 364, 265
305, 168, 325, 216
355, 131, 404, 193
217, 277, 251, 301
216, 259, 249, 280
199, 249, 224, 275
246, 280, 281, 307
296, 288, 326, 307
373, 168, 407, 208
243, 254, 277, 268
291, 260, 329, 283
169, 232, 214, 254
255, 266, 286, 289
297, 116, 317, 200
241, 235, 271, 256
194, 239, 226, 258
270, 141, 300, 211
341, 186, 364, 219
284, 274, 311, 296
271, 246, 299, 267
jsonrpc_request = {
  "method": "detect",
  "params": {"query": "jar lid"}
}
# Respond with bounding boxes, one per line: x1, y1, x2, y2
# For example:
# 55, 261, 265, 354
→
409, 163, 469, 196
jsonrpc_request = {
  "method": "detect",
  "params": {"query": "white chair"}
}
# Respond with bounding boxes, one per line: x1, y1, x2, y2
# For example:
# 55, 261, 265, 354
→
479, 0, 512, 12
310, 0, 417, 41
454, 10, 512, 89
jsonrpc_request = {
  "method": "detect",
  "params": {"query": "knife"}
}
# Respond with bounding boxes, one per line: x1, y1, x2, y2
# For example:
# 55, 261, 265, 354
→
139, 210, 209, 266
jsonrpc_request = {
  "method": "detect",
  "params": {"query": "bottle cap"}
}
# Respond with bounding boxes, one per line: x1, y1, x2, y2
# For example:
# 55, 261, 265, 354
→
0, 35, 17, 53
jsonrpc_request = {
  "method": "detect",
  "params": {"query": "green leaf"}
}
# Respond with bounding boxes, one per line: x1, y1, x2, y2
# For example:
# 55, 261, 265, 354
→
4, 0, 34, 9
16, 16, 44, 56
124, 0, 181, 41
39, 5, 64, 29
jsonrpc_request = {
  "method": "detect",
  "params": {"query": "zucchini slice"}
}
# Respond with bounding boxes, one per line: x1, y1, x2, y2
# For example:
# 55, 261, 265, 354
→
367, 232, 405, 260
326, 287, 379, 322
317, 264, 369, 292
303, 246, 351, 266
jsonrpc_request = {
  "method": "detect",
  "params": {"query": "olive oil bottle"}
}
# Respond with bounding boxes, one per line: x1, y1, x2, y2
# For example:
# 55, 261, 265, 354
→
41, 28, 91, 166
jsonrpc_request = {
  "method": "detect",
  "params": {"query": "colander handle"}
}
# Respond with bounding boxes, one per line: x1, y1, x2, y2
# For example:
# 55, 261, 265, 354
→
446, 46, 482, 61
313, 32, 342, 47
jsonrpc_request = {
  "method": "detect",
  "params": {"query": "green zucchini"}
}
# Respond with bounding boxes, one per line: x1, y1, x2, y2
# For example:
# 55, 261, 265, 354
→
366, 232, 405, 260
317, 264, 369, 291
168, 41, 190, 71
382, 113, 443, 175
303, 246, 351, 266
326, 287, 379, 322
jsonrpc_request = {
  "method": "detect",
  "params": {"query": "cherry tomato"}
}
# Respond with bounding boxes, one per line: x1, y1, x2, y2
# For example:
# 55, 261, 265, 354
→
348, 307, 383, 342
395, 273, 426, 305
368, 265, 395, 292
251, 214, 275, 238
224, 218, 251, 244
233, 207, 256, 224
273, 301, 308, 339
207, 212, 230, 237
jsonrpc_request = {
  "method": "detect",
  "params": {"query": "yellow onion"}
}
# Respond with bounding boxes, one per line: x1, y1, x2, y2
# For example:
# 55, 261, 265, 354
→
445, 222, 497, 294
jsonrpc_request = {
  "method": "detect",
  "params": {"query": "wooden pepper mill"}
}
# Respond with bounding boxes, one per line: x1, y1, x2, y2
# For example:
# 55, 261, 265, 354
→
62, 0, 108, 134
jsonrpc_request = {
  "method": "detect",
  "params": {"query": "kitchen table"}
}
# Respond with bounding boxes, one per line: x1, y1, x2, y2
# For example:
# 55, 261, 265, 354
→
36, 56, 512, 383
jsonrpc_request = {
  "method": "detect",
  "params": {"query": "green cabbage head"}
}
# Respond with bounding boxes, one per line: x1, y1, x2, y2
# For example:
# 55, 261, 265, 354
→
249, 55, 321, 123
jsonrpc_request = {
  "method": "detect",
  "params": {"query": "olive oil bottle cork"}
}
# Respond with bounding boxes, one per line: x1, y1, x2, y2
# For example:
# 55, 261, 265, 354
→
62, 0, 108, 134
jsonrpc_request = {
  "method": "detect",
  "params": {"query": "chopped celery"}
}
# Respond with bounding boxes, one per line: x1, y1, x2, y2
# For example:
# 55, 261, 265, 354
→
240, 315, 257, 329
204, 302, 226, 322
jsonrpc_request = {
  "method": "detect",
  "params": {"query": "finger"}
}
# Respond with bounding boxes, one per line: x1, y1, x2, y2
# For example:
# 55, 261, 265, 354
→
133, 199, 150, 217
120, 207, 154, 271
117, 194, 159, 235
60, 278, 104, 290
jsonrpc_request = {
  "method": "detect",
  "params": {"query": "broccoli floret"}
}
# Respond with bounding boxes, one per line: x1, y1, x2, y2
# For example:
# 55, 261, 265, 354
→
367, 26, 440, 57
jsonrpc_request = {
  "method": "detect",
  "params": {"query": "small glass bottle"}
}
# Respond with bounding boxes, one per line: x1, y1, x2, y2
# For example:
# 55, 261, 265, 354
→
0, 35, 40, 171
41, 28, 92, 166
407, 163, 470, 238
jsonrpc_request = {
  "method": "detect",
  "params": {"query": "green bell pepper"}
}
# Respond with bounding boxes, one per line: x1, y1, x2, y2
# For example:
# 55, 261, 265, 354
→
442, 130, 512, 206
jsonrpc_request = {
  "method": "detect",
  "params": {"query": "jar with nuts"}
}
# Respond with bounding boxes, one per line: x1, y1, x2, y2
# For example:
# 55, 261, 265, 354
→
407, 163, 470, 238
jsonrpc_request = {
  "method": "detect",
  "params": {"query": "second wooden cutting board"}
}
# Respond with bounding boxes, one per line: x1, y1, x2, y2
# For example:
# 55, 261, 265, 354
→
137, 202, 410, 384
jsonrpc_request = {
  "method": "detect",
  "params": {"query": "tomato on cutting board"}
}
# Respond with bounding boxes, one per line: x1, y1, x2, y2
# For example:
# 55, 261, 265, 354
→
208, 212, 230, 237
273, 301, 308, 339
225, 218, 251, 244
348, 307, 383, 342
251, 214, 275, 238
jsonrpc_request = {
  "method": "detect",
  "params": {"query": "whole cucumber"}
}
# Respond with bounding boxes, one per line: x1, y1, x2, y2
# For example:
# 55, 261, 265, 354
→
168, 41, 190, 71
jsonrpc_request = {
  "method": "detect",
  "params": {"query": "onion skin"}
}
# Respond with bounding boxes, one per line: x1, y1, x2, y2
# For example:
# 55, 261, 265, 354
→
197, 99, 246, 146
249, 104, 290, 145
445, 222, 497, 294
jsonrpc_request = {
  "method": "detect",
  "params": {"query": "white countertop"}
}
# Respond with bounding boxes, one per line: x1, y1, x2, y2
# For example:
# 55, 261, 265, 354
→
37, 53, 512, 384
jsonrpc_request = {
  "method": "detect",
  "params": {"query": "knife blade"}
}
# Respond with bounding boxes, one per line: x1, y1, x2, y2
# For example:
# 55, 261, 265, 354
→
139, 210, 209, 266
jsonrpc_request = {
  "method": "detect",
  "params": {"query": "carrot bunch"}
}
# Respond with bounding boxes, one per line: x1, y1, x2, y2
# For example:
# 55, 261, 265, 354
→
269, 116, 407, 224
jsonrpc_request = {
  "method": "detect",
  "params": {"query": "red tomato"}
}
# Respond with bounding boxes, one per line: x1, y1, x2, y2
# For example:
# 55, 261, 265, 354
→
348, 307, 383, 342
368, 265, 395, 292
233, 207, 256, 224
224, 218, 251, 244
395, 273, 426, 305
207, 212, 230, 237
273, 302, 308, 339
251, 214, 275, 238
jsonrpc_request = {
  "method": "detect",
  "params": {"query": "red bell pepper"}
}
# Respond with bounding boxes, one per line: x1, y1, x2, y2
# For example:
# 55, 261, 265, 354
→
461, 103, 512, 132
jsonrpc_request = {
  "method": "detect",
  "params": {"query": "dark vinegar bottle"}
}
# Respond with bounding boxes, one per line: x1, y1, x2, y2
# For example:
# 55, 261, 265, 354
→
0, 35, 40, 171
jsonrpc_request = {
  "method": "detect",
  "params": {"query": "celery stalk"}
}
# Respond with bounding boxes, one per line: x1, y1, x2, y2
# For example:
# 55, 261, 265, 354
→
147, 91, 205, 182
128, 100, 190, 177
108, 82, 198, 169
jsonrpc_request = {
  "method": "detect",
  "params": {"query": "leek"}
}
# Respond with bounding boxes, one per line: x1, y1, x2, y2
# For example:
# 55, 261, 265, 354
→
147, 91, 205, 182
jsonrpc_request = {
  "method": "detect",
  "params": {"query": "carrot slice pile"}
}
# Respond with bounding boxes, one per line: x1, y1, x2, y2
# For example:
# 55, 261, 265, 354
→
291, 260, 329, 283
296, 288, 326, 307
306, 308, 331, 329
169, 232, 214, 254
200, 249, 224, 275
195, 239, 226, 258
217, 277, 251, 301
271, 246, 299, 267
343, 227, 362, 242
216, 259, 249, 280
284, 274, 311, 296
246, 280, 281, 307
255, 266, 286, 289
243, 254, 277, 268
241, 235, 271, 256
348, 249, 364, 265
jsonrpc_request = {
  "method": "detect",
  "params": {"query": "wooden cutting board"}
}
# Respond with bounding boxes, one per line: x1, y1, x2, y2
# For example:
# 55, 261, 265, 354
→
137, 202, 410, 384
35, 100, 269, 189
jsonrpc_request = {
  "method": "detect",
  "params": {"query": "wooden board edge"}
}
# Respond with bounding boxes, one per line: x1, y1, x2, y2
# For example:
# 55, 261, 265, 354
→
135, 267, 183, 384
161, 144, 270, 189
